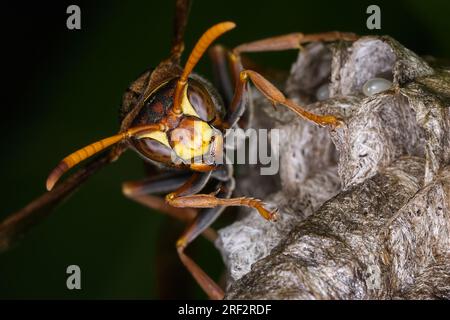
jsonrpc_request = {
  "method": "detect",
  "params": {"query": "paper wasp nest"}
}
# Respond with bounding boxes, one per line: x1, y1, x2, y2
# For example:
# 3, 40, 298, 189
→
216, 36, 450, 299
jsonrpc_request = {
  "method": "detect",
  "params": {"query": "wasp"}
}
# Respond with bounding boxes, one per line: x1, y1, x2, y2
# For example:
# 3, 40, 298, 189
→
0, 0, 356, 299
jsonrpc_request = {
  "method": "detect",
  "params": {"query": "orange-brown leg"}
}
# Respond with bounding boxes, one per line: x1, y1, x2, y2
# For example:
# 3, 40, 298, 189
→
122, 172, 196, 221
176, 207, 227, 300
165, 165, 277, 222
221, 31, 358, 128
233, 31, 358, 54
122, 172, 217, 242
167, 191, 278, 221
124, 170, 231, 299
244, 69, 342, 127
224, 65, 342, 128
175, 178, 235, 300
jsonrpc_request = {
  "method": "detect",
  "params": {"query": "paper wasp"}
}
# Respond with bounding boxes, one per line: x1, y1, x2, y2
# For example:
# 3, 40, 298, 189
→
0, 0, 356, 299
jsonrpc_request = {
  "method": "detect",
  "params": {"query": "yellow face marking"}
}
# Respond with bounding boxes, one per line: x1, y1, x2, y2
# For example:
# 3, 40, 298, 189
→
180, 85, 200, 118
172, 120, 213, 160
136, 131, 171, 148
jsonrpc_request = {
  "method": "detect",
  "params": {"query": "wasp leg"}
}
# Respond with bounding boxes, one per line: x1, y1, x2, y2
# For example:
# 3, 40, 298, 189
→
209, 44, 258, 130
209, 45, 234, 106
225, 64, 342, 128
123, 172, 196, 222
123, 170, 218, 299
122, 171, 217, 242
211, 164, 233, 182
222, 59, 342, 129
171, 171, 213, 197
166, 166, 277, 221
167, 192, 277, 221
220, 32, 358, 128
246, 70, 342, 127
176, 177, 235, 300
123, 171, 191, 196
233, 31, 358, 54
209, 43, 283, 106
224, 63, 247, 128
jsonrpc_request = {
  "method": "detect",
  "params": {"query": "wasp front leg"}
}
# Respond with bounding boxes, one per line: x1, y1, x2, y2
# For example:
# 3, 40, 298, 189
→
166, 191, 278, 221
166, 165, 277, 221
220, 32, 359, 128
239, 69, 342, 127
122, 171, 217, 242
122, 171, 197, 220
164, 164, 276, 300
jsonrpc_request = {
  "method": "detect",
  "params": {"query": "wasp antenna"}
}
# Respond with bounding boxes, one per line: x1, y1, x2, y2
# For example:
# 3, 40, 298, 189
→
46, 124, 162, 191
181, 21, 236, 82
46, 134, 124, 191
172, 21, 236, 113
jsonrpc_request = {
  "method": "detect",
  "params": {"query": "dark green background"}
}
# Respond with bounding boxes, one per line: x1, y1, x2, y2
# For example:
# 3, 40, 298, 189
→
1, 0, 449, 299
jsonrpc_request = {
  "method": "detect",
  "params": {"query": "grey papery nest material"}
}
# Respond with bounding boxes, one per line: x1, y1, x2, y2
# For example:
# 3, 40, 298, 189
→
216, 36, 450, 299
